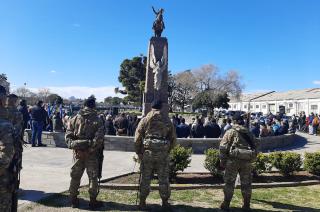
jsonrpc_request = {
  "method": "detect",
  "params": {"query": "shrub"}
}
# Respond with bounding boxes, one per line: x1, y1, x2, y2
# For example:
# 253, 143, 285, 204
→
304, 152, 320, 176
204, 148, 222, 177
269, 152, 302, 176
253, 153, 272, 176
169, 145, 192, 179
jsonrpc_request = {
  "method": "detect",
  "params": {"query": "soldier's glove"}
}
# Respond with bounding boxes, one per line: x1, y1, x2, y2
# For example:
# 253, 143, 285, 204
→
0, 168, 5, 176
74, 149, 89, 160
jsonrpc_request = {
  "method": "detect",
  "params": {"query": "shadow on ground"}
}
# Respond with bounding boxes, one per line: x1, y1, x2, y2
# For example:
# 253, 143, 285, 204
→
254, 199, 320, 212
263, 134, 308, 152
34, 193, 320, 212
19, 189, 55, 202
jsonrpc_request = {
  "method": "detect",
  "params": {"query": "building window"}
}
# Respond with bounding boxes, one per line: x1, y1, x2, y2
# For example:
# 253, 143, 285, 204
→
233, 104, 236, 109
244, 105, 247, 109
250, 105, 253, 109
311, 105, 318, 110
289, 103, 293, 108
262, 105, 267, 109
256, 105, 259, 109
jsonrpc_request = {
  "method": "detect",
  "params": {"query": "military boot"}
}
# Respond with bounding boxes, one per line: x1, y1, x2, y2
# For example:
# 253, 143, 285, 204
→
242, 197, 251, 211
70, 196, 79, 208
89, 197, 103, 210
162, 199, 171, 209
220, 200, 230, 211
138, 198, 147, 210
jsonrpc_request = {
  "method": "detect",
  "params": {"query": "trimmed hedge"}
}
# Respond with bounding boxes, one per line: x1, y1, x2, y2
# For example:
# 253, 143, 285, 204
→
169, 145, 192, 179
304, 152, 320, 176
204, 148, 222, 177
269, 152, 302, 177
253, 153, 272, 176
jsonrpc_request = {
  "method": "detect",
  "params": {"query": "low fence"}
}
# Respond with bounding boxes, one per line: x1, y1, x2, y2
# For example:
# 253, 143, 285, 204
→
24, 130, 299, 153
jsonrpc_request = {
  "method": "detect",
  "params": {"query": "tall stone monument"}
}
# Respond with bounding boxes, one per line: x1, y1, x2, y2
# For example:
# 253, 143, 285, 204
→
143, 7, 169, 116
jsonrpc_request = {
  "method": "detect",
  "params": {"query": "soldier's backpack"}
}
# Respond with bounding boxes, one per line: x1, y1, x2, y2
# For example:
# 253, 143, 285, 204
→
229, 129, 257, 161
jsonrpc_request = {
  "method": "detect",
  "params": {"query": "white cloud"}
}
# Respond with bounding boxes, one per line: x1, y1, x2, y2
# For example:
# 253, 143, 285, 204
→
50, 70, 56, 74
313, 80, 320, 85
72, 23, 81, 28
29, 86, 124, 102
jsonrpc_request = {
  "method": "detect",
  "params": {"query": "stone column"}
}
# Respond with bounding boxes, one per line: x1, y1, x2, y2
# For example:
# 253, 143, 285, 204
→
143, 37, 168, 117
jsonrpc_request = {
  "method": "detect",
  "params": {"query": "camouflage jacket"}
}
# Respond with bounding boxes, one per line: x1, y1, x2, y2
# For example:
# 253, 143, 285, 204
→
65, 107, 105, 151
219, 124, 257, 164
6, 107, 23, 139
134, 109, 177, 154
0, 108, 15, 171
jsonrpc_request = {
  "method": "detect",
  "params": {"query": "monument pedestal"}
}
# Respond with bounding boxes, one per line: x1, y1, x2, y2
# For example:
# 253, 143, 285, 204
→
143, 37, 169, 117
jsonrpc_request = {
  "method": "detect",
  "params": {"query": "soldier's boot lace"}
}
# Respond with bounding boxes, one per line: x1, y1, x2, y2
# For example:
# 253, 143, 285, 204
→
70, 196, 79, 208
220, 200, 230, 211
138, 198, 147, 210
89, 197, 103, 210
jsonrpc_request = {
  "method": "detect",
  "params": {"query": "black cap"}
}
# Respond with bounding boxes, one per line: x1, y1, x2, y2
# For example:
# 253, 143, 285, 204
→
232, 112, 243, 121
151, 100, 162, 110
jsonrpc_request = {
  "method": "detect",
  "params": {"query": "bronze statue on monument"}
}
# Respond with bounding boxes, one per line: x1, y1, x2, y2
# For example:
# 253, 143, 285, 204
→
152, 6, 165, 37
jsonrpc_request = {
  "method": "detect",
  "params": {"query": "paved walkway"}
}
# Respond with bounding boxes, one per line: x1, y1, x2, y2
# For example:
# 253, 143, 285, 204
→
18, 132, 320, 209
19, 148, 137, 207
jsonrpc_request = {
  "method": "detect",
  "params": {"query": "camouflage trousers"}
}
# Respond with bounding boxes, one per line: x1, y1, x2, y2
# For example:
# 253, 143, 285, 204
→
0, 172, 13, 212
69, 153, 99, 199
223, 159, 252, 202
139, 146, 170, 201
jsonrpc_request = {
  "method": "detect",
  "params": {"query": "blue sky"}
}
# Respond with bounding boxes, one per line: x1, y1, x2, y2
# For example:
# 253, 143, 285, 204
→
1, 0, 320, 100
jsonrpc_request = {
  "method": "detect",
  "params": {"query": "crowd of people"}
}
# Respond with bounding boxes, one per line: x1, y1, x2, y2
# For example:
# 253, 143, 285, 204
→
170, 112, 305, 139
16, 99, 320, 147
295, 111, 319, 135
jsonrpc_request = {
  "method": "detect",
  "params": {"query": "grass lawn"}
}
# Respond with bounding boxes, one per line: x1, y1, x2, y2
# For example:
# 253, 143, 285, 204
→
20, 185, 320, 211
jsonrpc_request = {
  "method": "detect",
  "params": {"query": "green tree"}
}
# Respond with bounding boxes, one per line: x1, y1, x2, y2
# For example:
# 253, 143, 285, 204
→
0, 73, 10, 94
48, 94, 63, 105
192, 91, 229, 113
104, 96, 123, 106
118, 56, 147, 105
171, 70, 197, 112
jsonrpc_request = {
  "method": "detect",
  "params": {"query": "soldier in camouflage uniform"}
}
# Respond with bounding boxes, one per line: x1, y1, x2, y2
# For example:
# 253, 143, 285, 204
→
6, 94, 24, 212
65, 96, 105, 209
219, 113, 257, 211
135, 100, 176, 210
0, 85, 15, 212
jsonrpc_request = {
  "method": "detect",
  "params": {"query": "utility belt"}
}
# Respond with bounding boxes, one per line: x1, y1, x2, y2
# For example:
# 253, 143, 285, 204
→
143, 138, 169, 152
229, 147, 257, 161
70, 139, 92, 151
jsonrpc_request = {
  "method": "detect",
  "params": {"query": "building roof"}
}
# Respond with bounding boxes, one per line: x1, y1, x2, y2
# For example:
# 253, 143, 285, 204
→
230, 88, 320, 103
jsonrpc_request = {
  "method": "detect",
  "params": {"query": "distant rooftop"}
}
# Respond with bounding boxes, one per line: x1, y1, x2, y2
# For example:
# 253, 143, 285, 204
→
230, 88, 320, 102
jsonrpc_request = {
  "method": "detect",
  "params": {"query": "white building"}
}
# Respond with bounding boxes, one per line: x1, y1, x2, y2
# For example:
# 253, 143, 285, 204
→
229, 88, 320, 116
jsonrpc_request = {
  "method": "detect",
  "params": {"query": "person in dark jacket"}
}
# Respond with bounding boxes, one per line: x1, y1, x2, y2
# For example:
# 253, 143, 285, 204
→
176, 118, 190, 138
250, 122, 260, 138
105, 115, 116, 135
30, 100, 48, 147
17, 99, 30, 141
114, 113, 129, 136
205, 118, 221, 138
192, 118, 205, 138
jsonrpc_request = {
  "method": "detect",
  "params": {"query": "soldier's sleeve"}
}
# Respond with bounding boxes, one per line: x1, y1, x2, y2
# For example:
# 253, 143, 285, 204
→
65, 116, 77, 148
168, 122, 177, 151
0, 127, 15, 170
219, 129, 235, 165
134, 118, 146, 155
93, 118, 105, 149
16, 112, 24, 138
